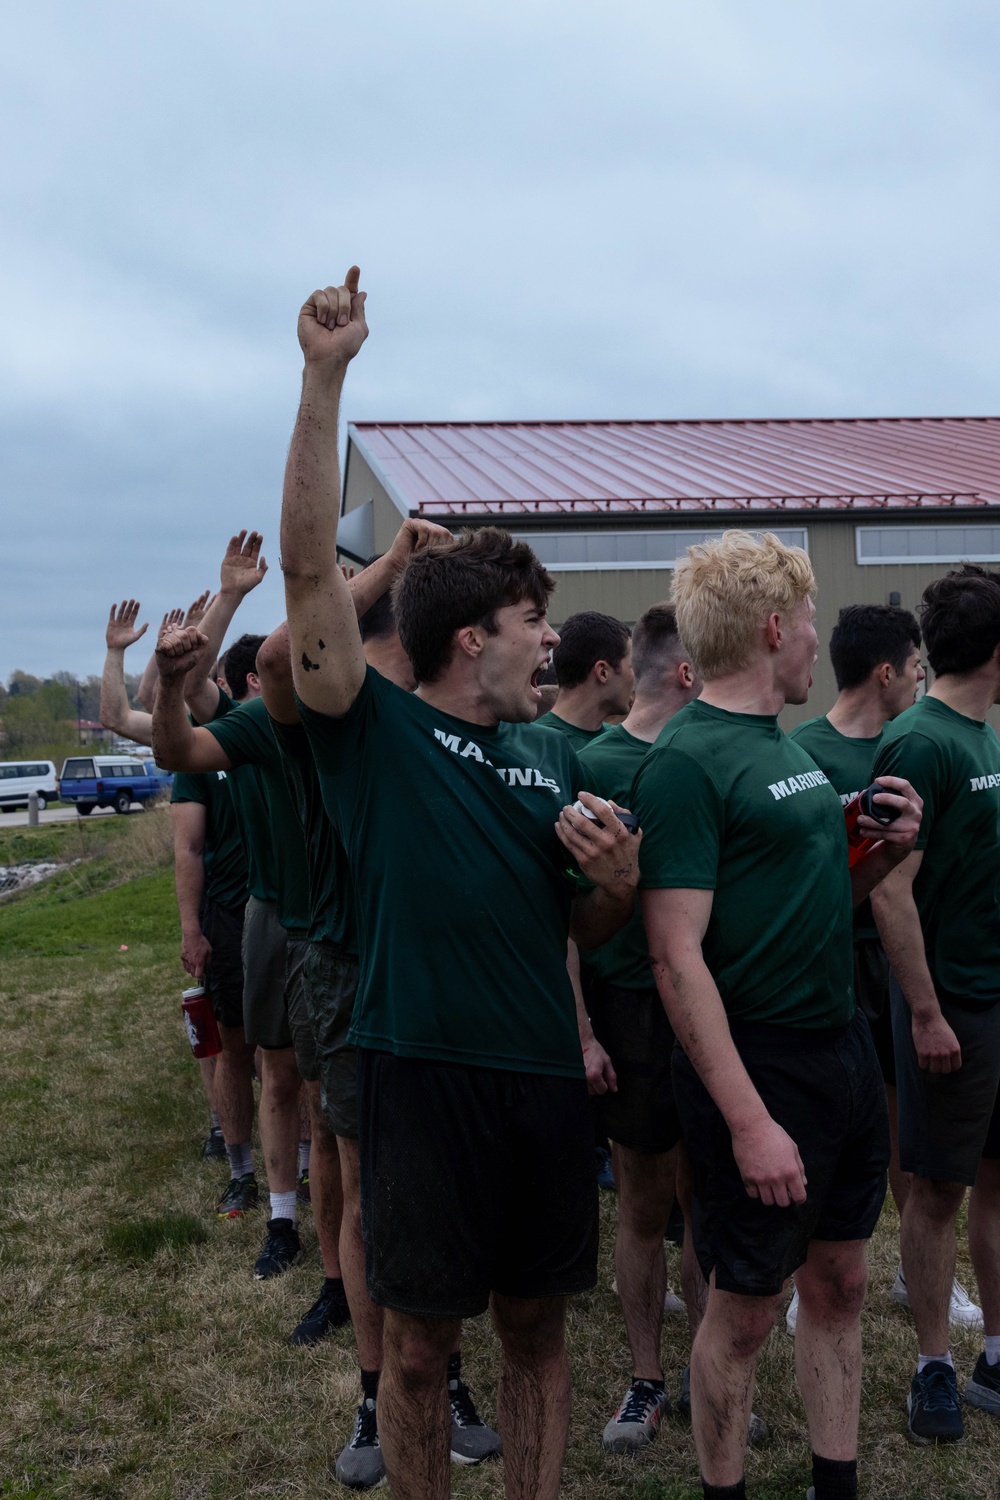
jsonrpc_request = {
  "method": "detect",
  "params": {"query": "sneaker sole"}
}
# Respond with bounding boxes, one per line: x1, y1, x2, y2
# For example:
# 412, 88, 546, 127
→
966, 1379, 1000, 1415
906, 1393, 964, 1445
599, 1430, 657, 1453
450, 1448, 499, 1466
333, 1471, 385, 1490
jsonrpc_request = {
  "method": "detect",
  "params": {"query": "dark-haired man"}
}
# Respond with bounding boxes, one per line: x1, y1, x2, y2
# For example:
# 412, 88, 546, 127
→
871, 565, 1000, 1442
536, 610, 634, 750
273, 269, 639, 1500
153, 627, 351, 1345
786, 607, 966, 1334
576, 603, 704, 1451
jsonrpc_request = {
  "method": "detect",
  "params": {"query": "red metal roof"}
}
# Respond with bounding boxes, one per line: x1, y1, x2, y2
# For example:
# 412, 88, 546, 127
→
348, 417, 1000, 517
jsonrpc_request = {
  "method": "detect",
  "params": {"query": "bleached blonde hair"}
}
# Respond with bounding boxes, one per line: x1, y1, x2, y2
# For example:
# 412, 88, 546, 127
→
671, 530, 816, 679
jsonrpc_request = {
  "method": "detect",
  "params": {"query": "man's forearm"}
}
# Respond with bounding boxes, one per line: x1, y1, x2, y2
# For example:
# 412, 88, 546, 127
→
872, 885, 939, 1019
652, 952, 769, 1137
153, 675, 206, 770
570, 885, 634, 948
183, 592, 240, 723
850, 842, 908, 905
282, 363, 347, 585
100, 647, 153, 744
174, 845, 205, 938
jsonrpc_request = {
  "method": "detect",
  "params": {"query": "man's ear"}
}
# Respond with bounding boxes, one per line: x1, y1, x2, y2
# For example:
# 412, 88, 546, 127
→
453, 624, 486, 662
677, 660, 695, 689
245, 670, 261, 693
764, 613, 782, 651
876, 661, 894, 688
593, 659, 611, 684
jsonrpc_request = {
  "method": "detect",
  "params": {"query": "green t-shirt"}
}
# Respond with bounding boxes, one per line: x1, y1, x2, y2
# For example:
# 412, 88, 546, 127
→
873, 696, 1000, 1004
576, 723, 655, 990
170, 769, 249, 912
535, 710, 605, 754
205, 693, 311, 935
203, 691, 275, 903
269, 715, 356, 954
632, 699, 854, 1029
299, 667, 585, 1077
789, 715, 883, 942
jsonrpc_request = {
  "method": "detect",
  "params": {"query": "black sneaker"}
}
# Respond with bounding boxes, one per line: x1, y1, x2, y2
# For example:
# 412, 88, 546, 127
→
291, 1279, 351, 1346
907, 1361, 964, 1443
296, 1168, 311, 1205
966, 1351, 1000, 1415
253, 1217, 303, 1280
333, 1398, 385, 1489
216, 1173, 259, 1219
201, 1125, 226, 1161
449, 1377, 502, 1464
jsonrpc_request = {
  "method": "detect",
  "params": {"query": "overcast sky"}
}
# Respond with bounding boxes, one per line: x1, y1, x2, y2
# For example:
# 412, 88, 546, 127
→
3, 1, 999, 678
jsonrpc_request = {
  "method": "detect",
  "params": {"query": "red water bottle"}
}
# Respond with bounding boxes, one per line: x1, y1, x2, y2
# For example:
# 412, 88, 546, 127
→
844, 783, 900, 869
182, 984, 222, 1058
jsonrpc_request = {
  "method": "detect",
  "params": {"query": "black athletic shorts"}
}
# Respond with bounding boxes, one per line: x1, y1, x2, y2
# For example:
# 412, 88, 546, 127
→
853, 938, 895, 1087
589, 980, 682, 1154
673, 1009, 889, 1298
199, 896, 245, 1031
891, 975, 1000, 1185
358, 1050, 599, 1318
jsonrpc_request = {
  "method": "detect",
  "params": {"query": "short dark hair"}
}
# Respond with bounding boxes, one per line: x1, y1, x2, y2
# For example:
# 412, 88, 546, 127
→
552, 611, 631, 688
224, 633, 267, 701
392, 526, 554, 684
829, 605, 921, 690
920, 565, 1000, 677
631, 602, 685, 684
358, 556, 396, 642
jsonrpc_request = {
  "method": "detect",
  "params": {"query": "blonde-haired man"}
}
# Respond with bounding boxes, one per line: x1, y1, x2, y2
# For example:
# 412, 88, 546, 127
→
632, 532, 922, 1500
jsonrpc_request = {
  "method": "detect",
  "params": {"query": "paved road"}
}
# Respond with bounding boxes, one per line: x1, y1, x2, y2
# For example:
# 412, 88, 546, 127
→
2, 804, 137, 827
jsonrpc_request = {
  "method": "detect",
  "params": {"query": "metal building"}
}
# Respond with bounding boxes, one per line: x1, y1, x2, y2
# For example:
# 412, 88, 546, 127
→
341, 416, 1000, 727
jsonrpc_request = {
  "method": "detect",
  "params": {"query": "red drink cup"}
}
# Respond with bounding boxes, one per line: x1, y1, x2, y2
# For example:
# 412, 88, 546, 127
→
182, 984, 222, 1059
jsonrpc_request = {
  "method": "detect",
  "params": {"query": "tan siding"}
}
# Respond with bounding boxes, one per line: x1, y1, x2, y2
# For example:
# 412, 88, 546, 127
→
341, 448, 409, 555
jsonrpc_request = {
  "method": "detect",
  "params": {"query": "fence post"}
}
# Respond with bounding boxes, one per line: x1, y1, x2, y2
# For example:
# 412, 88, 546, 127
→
27, 791, 39, 826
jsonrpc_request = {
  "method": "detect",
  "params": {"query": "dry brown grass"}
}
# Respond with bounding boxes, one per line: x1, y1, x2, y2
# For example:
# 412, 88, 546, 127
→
1, 872, 1000, 1498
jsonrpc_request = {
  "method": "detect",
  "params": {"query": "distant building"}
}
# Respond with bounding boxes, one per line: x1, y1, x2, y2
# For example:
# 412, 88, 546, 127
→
342, 416, 1000, 725
76, 719, 110, 745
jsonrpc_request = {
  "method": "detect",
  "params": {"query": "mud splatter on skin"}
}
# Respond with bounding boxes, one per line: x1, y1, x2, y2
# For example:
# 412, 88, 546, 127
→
318, 639, 326, 649
301, 653, 320, 671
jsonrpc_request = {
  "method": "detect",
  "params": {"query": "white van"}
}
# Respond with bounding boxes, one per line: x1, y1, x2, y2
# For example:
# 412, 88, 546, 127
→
0, 760, 59, 811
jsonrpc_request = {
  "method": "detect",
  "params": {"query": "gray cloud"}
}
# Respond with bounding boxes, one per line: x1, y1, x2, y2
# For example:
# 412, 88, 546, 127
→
2, 0, 999, 675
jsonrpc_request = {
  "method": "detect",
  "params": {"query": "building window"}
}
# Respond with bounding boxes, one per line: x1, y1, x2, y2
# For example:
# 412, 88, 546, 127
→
512, 528, 809, 572
856, 526, 1000, 566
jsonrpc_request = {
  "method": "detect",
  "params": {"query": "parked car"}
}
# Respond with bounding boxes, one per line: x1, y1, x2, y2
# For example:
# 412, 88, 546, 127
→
58, 755, 165, 815
142, 758, 175, 793
0, 760, 59, 812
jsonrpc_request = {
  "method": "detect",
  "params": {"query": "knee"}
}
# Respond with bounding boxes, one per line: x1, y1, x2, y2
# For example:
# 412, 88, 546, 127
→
493, 1296, 567, 1366
798, 1262, 867, 1323
910, 1177, 966, 1222
385, 1319, 455, 1388
705, 1292, 782, 1360
261, 1055, 300, 1106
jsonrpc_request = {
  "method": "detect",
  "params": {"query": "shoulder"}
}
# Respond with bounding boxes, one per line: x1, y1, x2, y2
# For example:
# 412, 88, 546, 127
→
788, 715, 825, 745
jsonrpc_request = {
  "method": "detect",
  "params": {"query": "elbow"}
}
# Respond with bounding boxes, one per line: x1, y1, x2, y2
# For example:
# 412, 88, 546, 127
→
256, 629, 292, 684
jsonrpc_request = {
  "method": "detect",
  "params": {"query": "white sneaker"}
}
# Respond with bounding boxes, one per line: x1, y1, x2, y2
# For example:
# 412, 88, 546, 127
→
891, 1264, 983, 1329
663, 1284, 686, 1316
785, 1287, 798, 1337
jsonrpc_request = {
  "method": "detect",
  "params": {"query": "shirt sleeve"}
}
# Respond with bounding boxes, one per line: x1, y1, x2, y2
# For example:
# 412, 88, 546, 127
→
871, 730, 940, 850
170, 771, 208, 805
631, 745, 723, 890
204, 700, 276, 770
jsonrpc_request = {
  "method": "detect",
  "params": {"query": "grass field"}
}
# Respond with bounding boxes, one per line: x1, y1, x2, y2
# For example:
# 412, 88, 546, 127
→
1, 815, 999, 1498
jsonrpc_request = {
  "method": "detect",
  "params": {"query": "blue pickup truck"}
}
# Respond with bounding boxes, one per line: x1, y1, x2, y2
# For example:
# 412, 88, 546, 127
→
58, 755, 167, 815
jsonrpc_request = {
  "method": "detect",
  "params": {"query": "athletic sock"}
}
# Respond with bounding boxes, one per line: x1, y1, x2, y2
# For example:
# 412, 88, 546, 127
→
633, 1376, 665, 1391
985, 1336, 1000, 1365
702, 1481, 746, 1500
360, 1368, 380, 1402
298, 1140, 311, 1175
226, 1141, 253, 1179
811, 1453, 857, 1500
210, 1110, 220, 1128
447, 1352, 461, 1382
917, 1351, 954, 1372
269, 1190, 297, 1223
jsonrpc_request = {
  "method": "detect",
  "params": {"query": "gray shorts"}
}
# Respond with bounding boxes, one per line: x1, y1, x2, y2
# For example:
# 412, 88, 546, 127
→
241, 896, 292, 1050
891, 974, 1000, 1185
286, 937, 320, 1081
302, 940, 360, 1138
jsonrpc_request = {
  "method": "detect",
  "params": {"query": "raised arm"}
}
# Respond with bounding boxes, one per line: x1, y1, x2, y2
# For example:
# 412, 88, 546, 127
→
256, 623, 298, 726
100, 600, 154, 744
281, 269, 370, 716
184, 532, 268, 725
642, 886, 807, 1208
152, 626, 233, 773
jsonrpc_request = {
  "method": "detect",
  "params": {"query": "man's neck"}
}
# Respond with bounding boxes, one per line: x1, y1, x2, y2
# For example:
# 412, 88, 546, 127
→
621, 691, 687, 744
928, 671, 999, 723
415, 680, 499, 727
698, 660, 786, 717
548, 685, 607, 732
825, 687, 887, 741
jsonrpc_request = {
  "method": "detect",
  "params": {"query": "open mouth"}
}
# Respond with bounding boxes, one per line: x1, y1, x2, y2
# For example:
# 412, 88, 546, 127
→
529, 665, 546, 699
